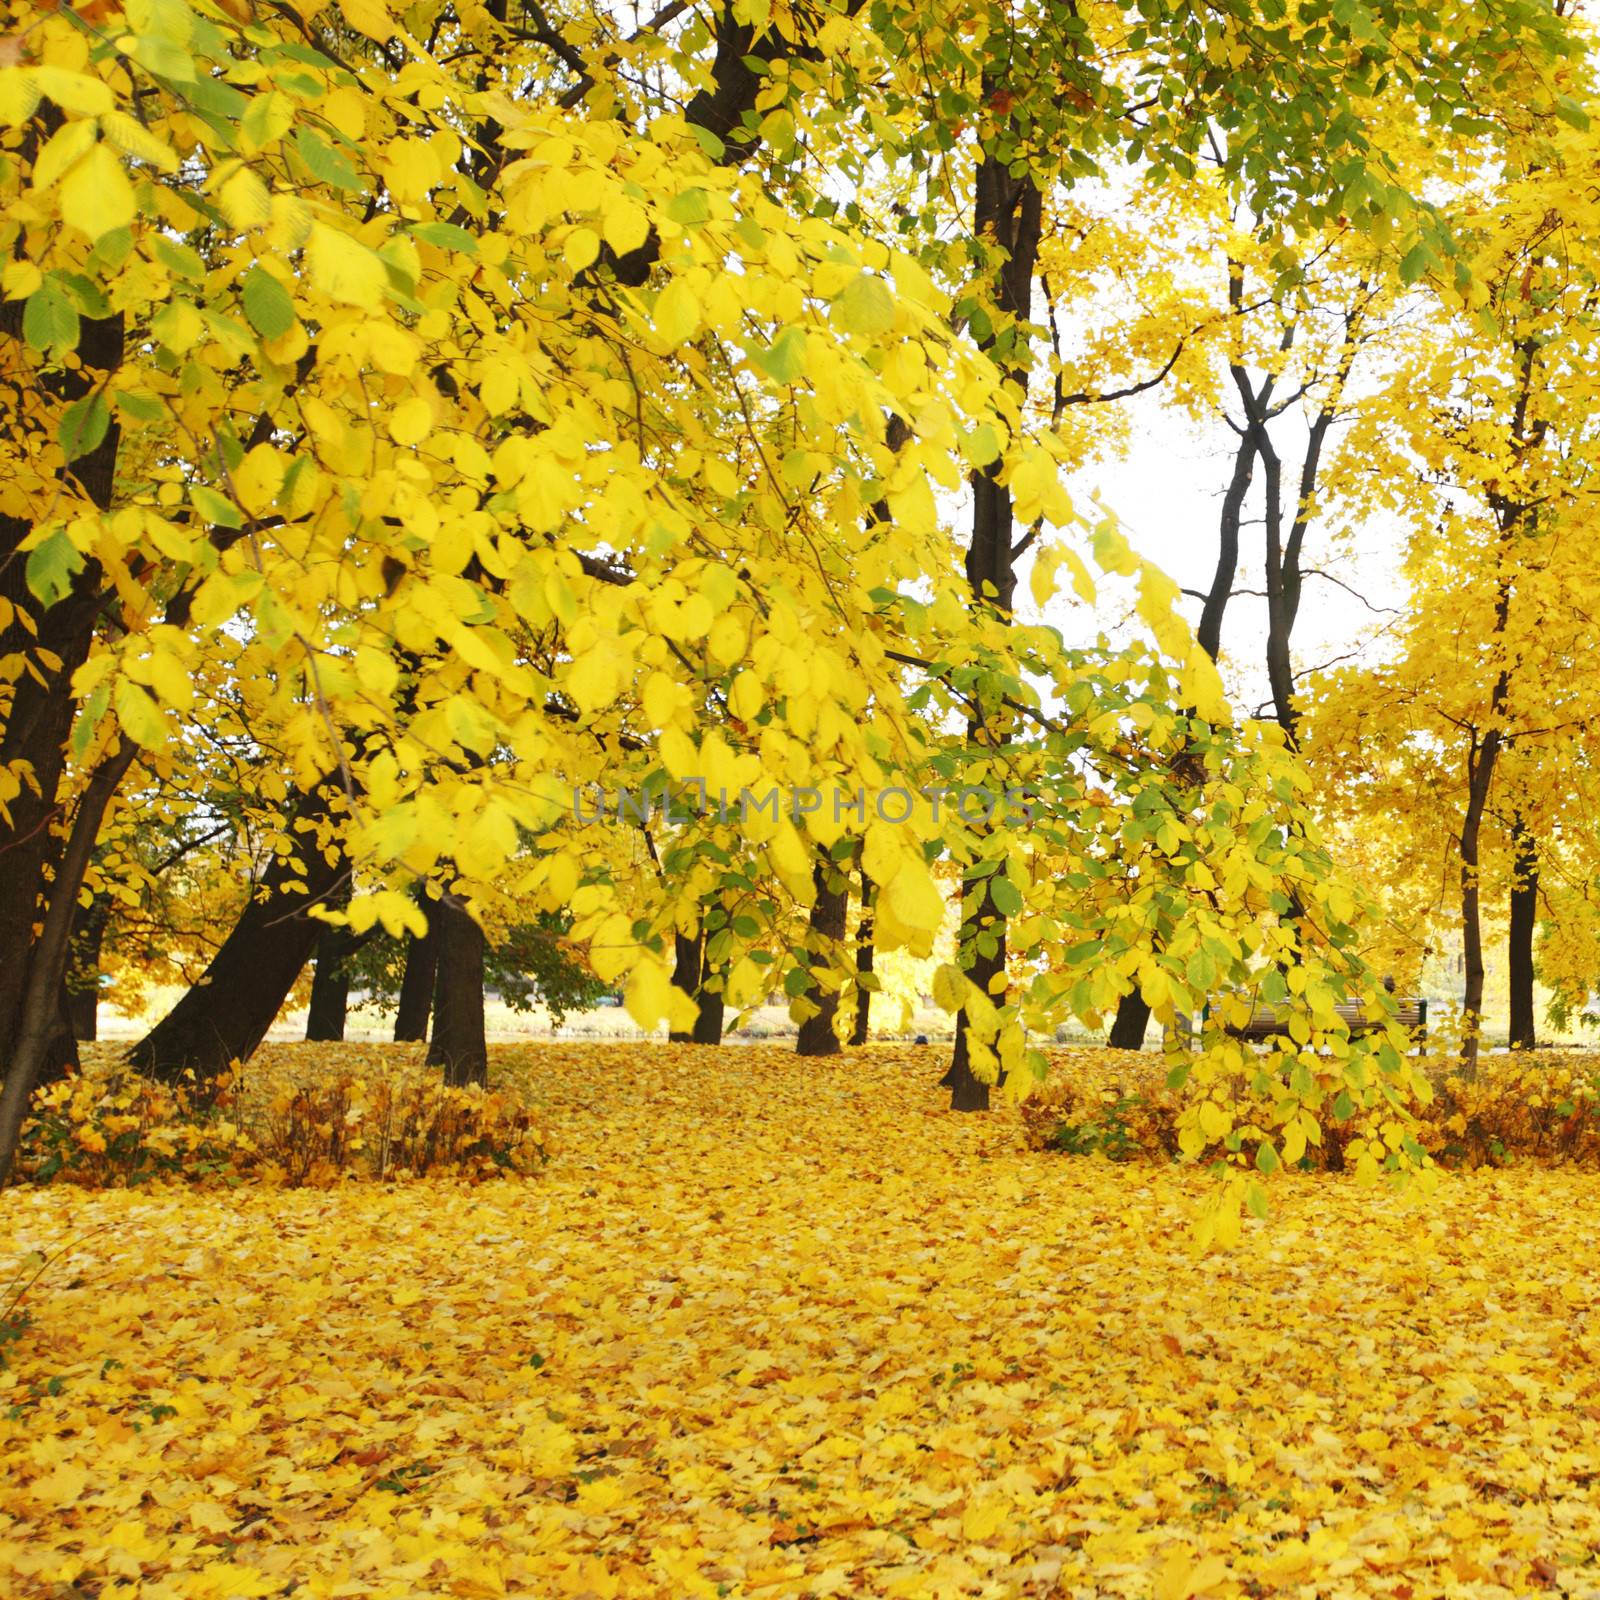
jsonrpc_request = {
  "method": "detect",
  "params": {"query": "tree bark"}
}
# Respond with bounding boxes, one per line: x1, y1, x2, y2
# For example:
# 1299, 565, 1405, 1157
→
669, 927, 703, 1044
1107, 991, 1152, 1050
796, 858, 847, 1057
65, 892, 113, 1042
305, 926, 355, 1042
1508, 815, 1538, 1050
1460, 335, 1537, 1066
945, 144, 1042, 1112
427, 896, 488, 1087
850, 867, 874, 1046
0, 299, 124, 1097
394, 916, 440, 1042
129, 783, 347, 1083
1458, 727, 1500, 1067
691, 953, 725, 1045
0, 745, 136, 1185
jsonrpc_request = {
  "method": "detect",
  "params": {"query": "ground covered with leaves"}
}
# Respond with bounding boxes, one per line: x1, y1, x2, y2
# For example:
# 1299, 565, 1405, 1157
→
3, 1044, 1599, 1598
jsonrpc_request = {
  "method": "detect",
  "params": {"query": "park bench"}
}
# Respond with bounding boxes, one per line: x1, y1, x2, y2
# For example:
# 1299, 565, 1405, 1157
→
1226, 996, 1427, 1045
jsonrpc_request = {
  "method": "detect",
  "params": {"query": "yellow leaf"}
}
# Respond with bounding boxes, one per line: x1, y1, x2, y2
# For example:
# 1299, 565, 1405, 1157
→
960, 1495, 1007, 1542
654, 278, 699, 345
886, 863, 944, 932
565, 226, 601, 272
60, 142, 134, 240
340, 0, 397, 41
29, 1462, 89, 1508
390, 396, 434, 447
307, 222, 387, 310
217, 165, 272, 232
147, 647, 193, 712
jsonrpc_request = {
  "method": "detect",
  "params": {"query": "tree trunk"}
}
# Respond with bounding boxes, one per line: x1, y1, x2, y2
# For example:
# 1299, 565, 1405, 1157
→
0, 301, 124, 1099
427, 896, 488, 1087
1460, 334, 1534, 1065
1458, 728, 1502, 1068
305, 926, 355, 1042
945, 145, 1042, 1112
129, 783, 347, 1083
692, 956, 725, 1045
1107, 991, 1152, 1050
394, 915, 439, 1042
796, 859, 847, 1057
0, 745, 136, 1185
65, 892, 113, 1043
1197, 405, 1255, 662
1508, 815, 1538, 1050
669, 927, 703, 1044
946, 919, 1007, 1111
850, 868, 874, 1046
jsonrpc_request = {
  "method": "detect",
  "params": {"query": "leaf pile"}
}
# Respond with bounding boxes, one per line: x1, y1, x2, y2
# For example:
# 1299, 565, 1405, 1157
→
17, 1047, 544, 1188
1021, 1048, 1600, 1171
2, 1042, 1599, 1598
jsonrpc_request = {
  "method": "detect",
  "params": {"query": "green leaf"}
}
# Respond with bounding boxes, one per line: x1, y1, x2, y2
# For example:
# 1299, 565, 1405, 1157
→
190, 485, 244, 529
686, 124, 726, 161
240, 265, 296, 341
22, 282, 79, 356
295, 126, 363, 192
755, 326, 807, 386
1332, 1090, 1355, 1122
408, 221, 478, 255
966, 423, 1001, 467
1245, 1180, 1269, 1220
128, 33, 196, 81
71, 682, 111, 758
835, 272, 895, 337
114, 389, 166, 424
989, 875, 1023, 917
1166, 1062, 1190, 1091
665, 188, 712, 226
152, 235, 205, 281
1398, 242, 1431, 285
24, 528, 85, 607
114, 679, 168, 748
59, 392, 110, 461
1255, 1140, 1279, 1175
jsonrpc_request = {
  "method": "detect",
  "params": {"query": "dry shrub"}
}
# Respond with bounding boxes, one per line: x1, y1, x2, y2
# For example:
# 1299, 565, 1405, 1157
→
1021, 1047, 1600, 1170
17, 1052, 545, 1189
18, 1069, 255, 1187
255, 1074, 545, 1184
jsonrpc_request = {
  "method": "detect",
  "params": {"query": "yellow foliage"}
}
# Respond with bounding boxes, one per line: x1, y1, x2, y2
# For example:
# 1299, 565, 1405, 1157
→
2, 1041, 1598, 1597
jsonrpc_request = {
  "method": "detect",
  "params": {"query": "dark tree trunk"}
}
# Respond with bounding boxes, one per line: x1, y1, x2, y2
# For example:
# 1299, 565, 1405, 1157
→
850, 868, 874, 1046
394, 914, 439, 1042
945, 143, 1042, 1113
1107, 991, 1152, 1050
305, 927, 355, 1042
946, 917, 1007, 1111
0, 301, 124, 1099
65, 892, 113, 1042
1458, 728, 1500, 1067
1508, 815, 1538, 1050
796, 859, 847, 1057
129, 784, 347, 1083
1197, 334, 1256, 663
692, 961, 725, 1045
1461, 334, 1538, 1065
427, 897, 487, 1087
669, 927, 703, 1044
0, 746, 136, 1184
